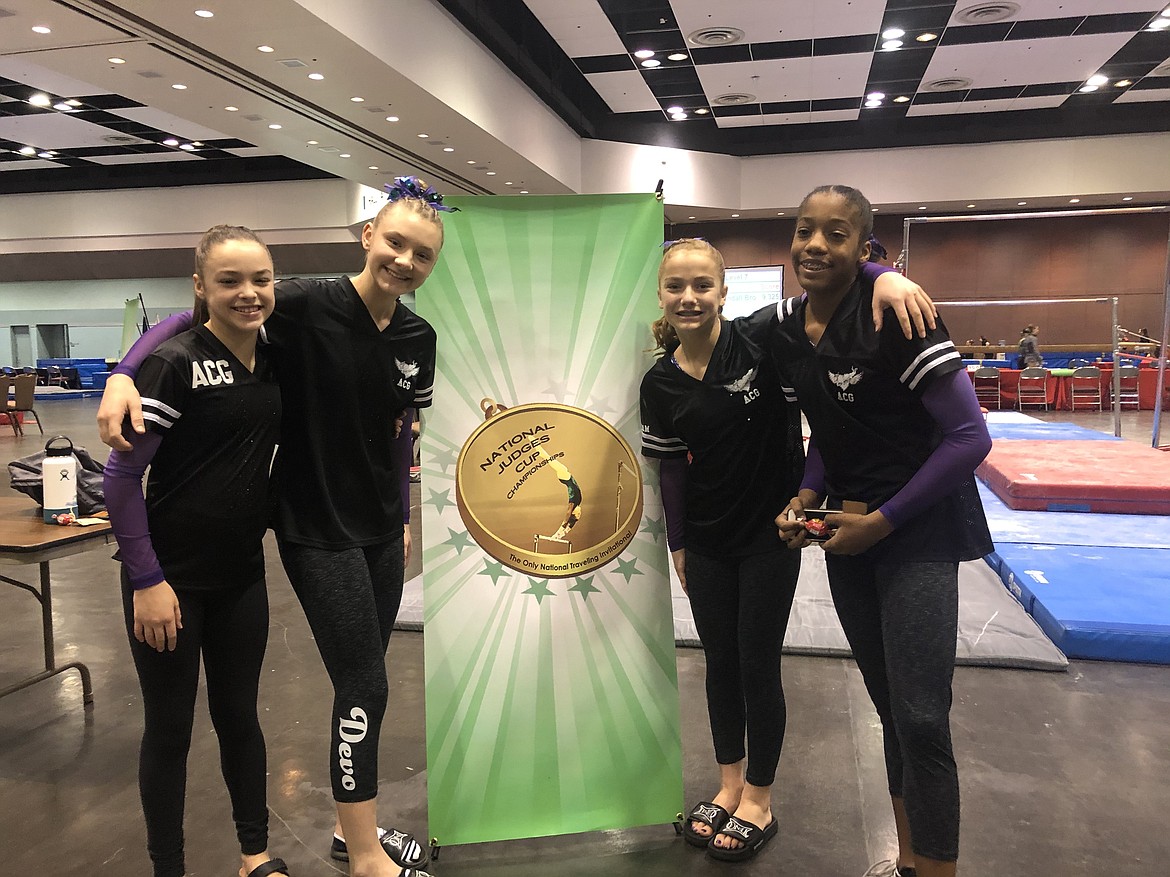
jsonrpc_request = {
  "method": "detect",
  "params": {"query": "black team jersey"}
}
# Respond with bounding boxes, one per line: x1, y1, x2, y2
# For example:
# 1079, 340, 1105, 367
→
138, 325, 281, 590
640, 309, 805, 556
264, 277, 436, 548
770, 276, 992, 563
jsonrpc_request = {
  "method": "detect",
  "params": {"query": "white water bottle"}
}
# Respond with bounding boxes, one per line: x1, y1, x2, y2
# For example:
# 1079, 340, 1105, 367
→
42, 435, 78, 524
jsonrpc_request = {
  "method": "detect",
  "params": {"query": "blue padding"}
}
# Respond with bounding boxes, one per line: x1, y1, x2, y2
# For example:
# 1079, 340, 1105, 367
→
979, 483, 1170, 549
991, 543, 1170, 664
984, 421, 1122, 442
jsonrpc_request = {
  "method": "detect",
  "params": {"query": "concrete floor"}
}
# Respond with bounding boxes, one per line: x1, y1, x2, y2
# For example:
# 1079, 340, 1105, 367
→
2, 398, 1168, 876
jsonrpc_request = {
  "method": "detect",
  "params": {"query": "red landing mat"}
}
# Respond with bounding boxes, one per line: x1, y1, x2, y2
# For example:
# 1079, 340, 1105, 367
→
977, 440, 1170, 514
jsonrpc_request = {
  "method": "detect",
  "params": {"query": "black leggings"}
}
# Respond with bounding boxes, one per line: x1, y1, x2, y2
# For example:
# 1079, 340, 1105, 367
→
826, 556, 960, 863
685, 546, 800, 787
277, 534, 404, 803
122, 574, 270, 877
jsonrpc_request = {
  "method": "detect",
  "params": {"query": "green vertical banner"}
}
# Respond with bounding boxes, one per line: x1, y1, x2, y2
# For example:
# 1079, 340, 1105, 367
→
416, 193, 682, 846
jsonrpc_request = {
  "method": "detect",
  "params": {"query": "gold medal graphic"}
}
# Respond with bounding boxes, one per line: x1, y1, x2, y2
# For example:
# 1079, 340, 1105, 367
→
455, 401, 643, 578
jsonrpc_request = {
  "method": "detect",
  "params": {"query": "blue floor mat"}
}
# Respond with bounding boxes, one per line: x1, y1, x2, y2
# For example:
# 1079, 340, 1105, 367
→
989, 543, 1170, 664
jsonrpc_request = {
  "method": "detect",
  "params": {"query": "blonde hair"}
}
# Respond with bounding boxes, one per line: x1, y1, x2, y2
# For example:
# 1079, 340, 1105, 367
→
650, 238, 726, 354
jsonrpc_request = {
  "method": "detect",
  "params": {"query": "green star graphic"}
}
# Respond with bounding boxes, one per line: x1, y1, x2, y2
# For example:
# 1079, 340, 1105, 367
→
612, 556, 642, 583
478, 560, 510, 586
523, 578, 555, 604
568, 576, 600, 601
443, 528, 475, 554
425, 488, 455, 513
640, 515, 666, 542
430, 446, 459, 473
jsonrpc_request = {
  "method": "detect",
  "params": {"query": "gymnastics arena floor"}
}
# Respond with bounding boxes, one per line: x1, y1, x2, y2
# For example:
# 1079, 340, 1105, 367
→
980, 413, 1170, 664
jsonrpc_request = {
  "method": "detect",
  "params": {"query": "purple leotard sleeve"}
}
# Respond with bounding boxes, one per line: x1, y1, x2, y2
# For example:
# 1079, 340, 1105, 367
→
102, 432, 166, 589
396, 407, 414, 525
111, 311, 193, 378
658, 456, 688, 551
799, 436, 826, 497
878, 369, 992, 527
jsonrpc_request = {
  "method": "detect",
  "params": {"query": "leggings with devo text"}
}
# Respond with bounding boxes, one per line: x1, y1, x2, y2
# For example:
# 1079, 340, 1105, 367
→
826, 556, 960, 863
278, 534, 404, 802
122, 573, 270, 877
685, 546, 801, 787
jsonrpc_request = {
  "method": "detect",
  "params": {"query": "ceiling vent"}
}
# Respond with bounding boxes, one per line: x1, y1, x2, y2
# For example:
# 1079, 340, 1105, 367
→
136, 70, 164, 78
955, 2, 1021, 25
925, 77, 973, 92
713, 92, 756, 105
687, 26, 745, 47
278, 58, 307, 68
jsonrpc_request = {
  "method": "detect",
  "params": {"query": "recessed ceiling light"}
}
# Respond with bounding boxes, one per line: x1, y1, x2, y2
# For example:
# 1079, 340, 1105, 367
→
108, 57, 126, 64
350, 96, 364, 102
694, 107, 709, 114
1017, 201, 1027, 205
641, 59, 661, 68
163, 138, 179, 146
882, 28, 905, 39
1123, 196, 1134, 201
32, 25, 51, 34
417, 133, 428, 138
29, 93, 51, 107
179, 143, 196, 151
634, 50, 655, 59
339, 153, 350, 158
224, 105, 239, 111
19, 146, 36, 155
917, 33, 938, 42
1087, 74, 1108, 86
486, 171, 496, 175
667, 53, 688, 61
368, 165, 378, 170
1079, 85, 1098, 92
195, 9, 213, 18
257, 45, 275, 52
385, 115, 399, 122
1115, 79, 1132, 87
882, 39, 903, 50
671, 112, 687, 120
1069, 198, 1081, 203
867, 92, 886, 100
308, 73, 324, 80
306, 139, 318, 144
171, 83, 187, 90
894, 95, 910, 103
268, 123, 282, 129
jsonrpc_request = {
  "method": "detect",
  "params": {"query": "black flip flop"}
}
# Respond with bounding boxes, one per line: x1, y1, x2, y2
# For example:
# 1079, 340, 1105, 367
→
245, 858, 290, 877
682, 801, 731, 848
706, 815, 778, 862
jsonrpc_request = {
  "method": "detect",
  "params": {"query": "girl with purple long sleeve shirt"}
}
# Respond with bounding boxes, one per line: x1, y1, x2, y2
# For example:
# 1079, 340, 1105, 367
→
776, 185, 993, 877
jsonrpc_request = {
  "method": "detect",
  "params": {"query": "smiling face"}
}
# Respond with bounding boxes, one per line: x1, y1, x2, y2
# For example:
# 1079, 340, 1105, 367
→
360, 200, 444, 299
193, 238, 274, 343
791, 190, 871, 300
657, 244, 728, 338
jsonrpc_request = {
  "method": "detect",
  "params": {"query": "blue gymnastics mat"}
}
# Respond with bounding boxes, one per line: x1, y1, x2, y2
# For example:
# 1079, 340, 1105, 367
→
988, 543, 1170, 664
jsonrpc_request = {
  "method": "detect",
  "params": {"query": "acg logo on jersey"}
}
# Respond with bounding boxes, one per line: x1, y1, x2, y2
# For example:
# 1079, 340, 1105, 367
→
191, 359, 234, 388
722, 367, 760, 404
395, 357, 419, 391
828, 366, 863, 402
337, 706, 369, 791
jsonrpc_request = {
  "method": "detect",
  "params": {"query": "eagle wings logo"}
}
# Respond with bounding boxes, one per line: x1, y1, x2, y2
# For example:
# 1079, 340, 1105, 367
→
722, 367, 757, 393
828, 367, 863, 390
395, 358, 420, 379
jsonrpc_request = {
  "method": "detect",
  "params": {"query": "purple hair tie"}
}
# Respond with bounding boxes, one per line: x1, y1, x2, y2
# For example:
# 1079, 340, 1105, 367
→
384, 175, 460, 212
